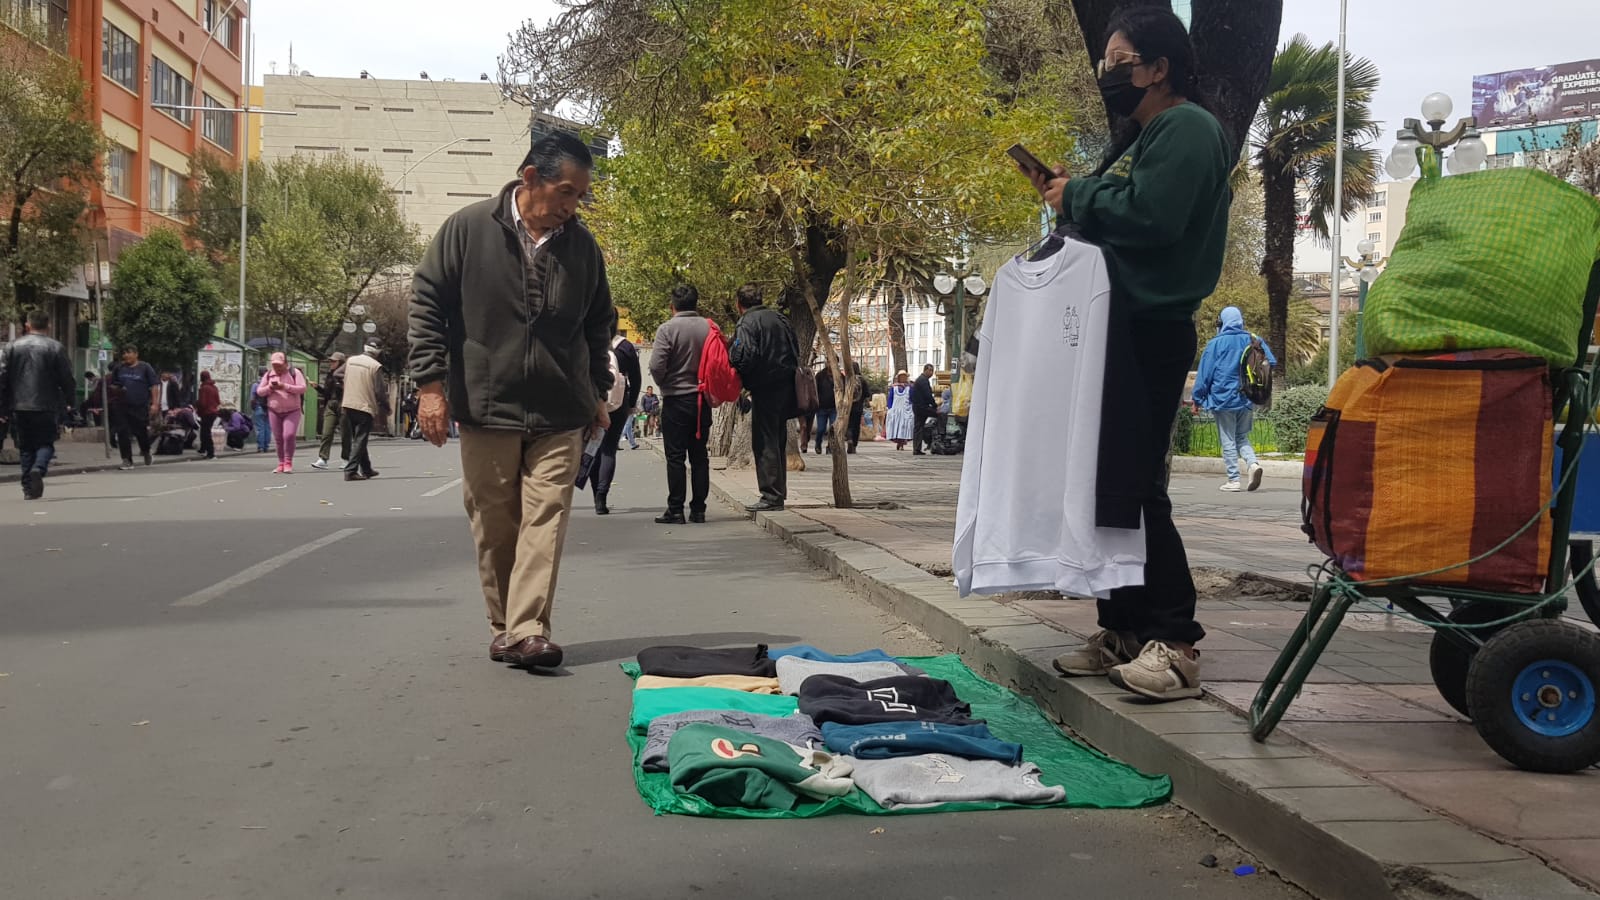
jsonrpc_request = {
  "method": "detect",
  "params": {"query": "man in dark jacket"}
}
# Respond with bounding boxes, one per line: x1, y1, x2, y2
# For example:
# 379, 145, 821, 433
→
312, 352, 349, 469
0, 310, 75, 499
911, 364, 938, 456
728, 283, 799, 512
812, 362, 835, 455
846, 362, 873, 453
409, 133, 615, 671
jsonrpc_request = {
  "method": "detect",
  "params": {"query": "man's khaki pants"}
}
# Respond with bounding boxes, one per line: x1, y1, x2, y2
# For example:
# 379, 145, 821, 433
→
460, 427, 584, 641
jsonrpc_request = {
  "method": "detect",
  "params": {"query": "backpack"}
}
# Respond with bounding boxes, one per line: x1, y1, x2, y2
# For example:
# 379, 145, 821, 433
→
605, 337, 627, 413
1238, 334, 1274, 408
697, 320, 742, 407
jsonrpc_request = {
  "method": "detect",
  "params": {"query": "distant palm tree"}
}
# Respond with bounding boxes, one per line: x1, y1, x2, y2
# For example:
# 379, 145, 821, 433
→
1254, 35, 1382, 373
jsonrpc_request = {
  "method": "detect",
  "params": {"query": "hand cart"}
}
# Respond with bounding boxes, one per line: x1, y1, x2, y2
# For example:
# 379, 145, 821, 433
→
1250, 264, 1600, 773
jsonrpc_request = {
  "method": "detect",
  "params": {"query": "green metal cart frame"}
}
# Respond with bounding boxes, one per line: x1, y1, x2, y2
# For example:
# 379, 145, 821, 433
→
1249, 262, 1600, 773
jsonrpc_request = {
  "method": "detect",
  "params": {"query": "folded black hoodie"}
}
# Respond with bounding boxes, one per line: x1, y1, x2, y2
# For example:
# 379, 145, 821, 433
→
636, 644, 777, 679
797, 674, 980, 727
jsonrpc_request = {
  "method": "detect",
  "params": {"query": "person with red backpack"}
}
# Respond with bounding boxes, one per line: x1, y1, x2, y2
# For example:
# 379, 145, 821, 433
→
729, 283, 800, 512
649, 284, 719, 524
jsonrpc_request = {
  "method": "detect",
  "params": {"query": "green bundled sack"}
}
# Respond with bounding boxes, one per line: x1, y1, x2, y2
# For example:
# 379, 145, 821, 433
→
1365, 168, 1600, 365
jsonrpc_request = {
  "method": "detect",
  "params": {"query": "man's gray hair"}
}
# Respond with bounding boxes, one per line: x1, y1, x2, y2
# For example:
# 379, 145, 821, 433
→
520, 132, 594, 181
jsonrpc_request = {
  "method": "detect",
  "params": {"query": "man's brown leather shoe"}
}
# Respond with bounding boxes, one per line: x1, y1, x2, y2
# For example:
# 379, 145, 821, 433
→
489, 633, 513, 662
502, 635, 564, 669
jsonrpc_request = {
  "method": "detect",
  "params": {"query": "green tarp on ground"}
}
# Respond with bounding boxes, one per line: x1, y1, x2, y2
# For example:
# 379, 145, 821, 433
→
623, 654, 1172, 818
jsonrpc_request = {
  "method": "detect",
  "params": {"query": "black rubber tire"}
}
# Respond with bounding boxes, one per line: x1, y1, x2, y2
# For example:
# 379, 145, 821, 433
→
1572, 541, 1600, 628
1428, 601, 1519, 718
1466, 620, 1600, 773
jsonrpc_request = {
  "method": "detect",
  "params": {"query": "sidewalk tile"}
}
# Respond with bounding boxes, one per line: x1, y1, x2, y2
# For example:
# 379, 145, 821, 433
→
1260, 785, 1437, 824
1523, 840, 1600, 889
1321, 820, 1527, 865
1378, 770, 1600, 841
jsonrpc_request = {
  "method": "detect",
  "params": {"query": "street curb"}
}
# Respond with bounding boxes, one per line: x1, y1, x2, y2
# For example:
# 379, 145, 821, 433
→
1171, 456, 1303, 478
703, 469, 1596, 900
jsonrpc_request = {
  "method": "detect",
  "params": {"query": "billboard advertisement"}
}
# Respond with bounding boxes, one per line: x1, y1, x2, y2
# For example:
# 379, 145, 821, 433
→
1473, 59, 1600, 127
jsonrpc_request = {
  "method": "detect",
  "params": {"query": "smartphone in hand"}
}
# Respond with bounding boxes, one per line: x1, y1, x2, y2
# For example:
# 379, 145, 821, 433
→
1007, 143, 1054, 182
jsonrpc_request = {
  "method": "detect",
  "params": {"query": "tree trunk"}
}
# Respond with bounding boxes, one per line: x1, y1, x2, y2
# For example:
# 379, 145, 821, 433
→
1261, 163, 1296, 375
789, 222, 849, 507
888, 285, 908, 376
1069, 0, 1281, 159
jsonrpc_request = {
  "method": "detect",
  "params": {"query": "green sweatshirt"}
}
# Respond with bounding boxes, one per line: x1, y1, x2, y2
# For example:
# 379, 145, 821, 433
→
668, 724, 856, 811
1059, 102, 1232, 320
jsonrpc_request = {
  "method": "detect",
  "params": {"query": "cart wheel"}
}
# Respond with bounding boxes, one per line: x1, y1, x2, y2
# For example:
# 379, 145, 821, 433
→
1428, 601, 1519, 718
1572, 541, 1600, 627
1466, 620, 1600, 773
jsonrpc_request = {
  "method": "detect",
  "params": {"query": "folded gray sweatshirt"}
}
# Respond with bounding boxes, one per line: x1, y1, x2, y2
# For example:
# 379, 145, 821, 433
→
849, 754, 1066, 810
775, 657, 921, 695
642, 709, 824, 772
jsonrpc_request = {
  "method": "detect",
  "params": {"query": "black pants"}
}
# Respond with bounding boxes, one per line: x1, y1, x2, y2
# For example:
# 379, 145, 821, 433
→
750, 388, 791, 504
116, 406, 152, 463
847, 404, 865, 450
592, 406, 629, 496
661, 393, 711, 515
1095, 317, 1204, 646
912, 406, 937, 453
344, 409, 376, 476
15, 411, 58, 478
199, 414, 217, 457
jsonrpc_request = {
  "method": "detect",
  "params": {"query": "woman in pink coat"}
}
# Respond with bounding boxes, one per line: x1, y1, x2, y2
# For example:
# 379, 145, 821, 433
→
256, 352, 308, 473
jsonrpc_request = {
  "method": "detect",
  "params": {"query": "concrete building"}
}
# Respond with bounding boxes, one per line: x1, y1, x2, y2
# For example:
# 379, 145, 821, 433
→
258, 75, 606, 243
1292, 177, 1417, 280
845, 295, 946, 377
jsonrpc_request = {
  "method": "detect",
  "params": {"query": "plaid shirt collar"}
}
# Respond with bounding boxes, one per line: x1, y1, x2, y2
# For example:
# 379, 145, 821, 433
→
509, 187, 567, 251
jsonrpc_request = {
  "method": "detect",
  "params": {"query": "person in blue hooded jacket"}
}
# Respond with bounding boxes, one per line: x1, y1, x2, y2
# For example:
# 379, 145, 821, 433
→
1192, 306, 1276, 492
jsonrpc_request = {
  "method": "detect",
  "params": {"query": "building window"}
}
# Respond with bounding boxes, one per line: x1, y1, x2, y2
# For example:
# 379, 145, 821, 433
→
381, 148, 414, 154
933, 349, 942, 368
5, 0, 68, 40
202, 94, 234, 152
382, 107, 414, 113
151, 59, 194, 125
203, 0, 235, 51
1367, 232, 1382, 243
1368, 211, 1382, 222
149, 162, 187, 216
105, 145, 132, 198
1370, 193, 1386, 207
102, 21, 139, 93
150, 163, 166, 212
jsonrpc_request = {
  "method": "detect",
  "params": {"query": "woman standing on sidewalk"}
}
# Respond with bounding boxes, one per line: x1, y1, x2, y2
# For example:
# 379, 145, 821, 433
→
1026, 7, 1233, 702
256, 353, 308, 474
884, 370, 915, 450
196, 371, 221, 459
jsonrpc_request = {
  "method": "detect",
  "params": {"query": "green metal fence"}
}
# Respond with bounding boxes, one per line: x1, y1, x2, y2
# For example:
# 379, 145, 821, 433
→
1186, 414, 1279, 456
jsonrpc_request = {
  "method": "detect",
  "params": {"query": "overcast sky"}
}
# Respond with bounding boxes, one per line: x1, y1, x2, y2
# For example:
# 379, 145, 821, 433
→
252, 0, 1596, 155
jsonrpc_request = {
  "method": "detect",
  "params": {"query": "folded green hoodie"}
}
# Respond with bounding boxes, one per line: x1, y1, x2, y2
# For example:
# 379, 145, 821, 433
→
668, 724, 855, 811
629, 686, 798, 733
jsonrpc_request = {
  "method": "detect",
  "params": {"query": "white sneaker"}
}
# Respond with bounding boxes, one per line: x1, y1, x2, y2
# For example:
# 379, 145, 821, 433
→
311, 458, 329, 470
1219, 481, 1242, 492
1109, 641, 1203, 701
1052, 630, 1140, 677
1247, 464, 1264, 492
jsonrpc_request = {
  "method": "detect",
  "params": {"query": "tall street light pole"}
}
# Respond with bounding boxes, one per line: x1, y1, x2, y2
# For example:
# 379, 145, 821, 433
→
390, 137, 493, 221
1327, 0, 1349, 386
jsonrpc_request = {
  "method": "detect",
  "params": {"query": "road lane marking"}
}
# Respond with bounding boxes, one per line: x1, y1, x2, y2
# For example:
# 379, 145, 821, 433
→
421, 477, 463, 498
171, 528, 363, 607
119, 479, 239, 502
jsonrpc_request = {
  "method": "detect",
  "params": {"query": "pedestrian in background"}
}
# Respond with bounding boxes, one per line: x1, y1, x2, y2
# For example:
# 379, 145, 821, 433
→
911, 363, 938, 456
649, 284, 713, 524
313, 352, 349, 470
196, 371, 221, 459
223, 408, 251, 451
0, 309, 74, 499
255, 352, 307, 474
1193, 305, 1276, 493
410, 132, 614, 670
250, 367, 272, 454
885, 370, 915, 450
640, 386, 660, 436
589, 310, 641, 515
339, 343, 387, 481
401, 387, 420, 439
729, 283, 800, 512
847, 362, 872, 453
812, 360, 836, 455
110, 345, 160, 470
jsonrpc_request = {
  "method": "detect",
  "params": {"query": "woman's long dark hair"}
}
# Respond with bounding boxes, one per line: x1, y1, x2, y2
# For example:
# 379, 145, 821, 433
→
1092, 7, 1203, 176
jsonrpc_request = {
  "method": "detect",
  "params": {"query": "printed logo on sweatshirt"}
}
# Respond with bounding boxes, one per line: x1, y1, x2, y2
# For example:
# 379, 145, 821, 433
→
711, 738, 765, 760
1108, 152, 1134, 179
915, 755, 968, 784
864, 687, 918, 715
1061, 306, 1081, 348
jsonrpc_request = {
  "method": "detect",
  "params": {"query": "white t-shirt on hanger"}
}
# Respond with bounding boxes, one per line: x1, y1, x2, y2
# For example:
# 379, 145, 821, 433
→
953, 238, 1146, 599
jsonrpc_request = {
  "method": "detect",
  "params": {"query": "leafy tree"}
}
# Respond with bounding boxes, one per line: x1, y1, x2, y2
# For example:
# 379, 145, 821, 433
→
105, 229, 224, 371
1522, 123, 1600, 197
1253, 35, 1381, 373
0, 18, 102, 318
187, 153, 420, 355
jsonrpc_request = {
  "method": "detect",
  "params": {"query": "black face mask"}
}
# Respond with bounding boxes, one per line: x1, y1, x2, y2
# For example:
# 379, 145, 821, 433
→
1098, 64, 1148, 118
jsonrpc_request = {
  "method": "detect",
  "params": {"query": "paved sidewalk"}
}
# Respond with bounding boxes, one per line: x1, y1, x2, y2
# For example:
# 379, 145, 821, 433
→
703, 440, 1599, 899
0, 434, 212, 483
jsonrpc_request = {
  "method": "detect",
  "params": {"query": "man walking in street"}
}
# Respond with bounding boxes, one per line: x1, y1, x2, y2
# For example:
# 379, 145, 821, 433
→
312, 352, 350, 470
110, 345, 159, 469
1193, 306, 1277, 493
649, 284, 713, 524
339, 343, 388, 482
640, 386, 660, 437
0, 310, 75, 499
410, 133, 614, 671
911, 363, 939, 456
729, 283, 799, 511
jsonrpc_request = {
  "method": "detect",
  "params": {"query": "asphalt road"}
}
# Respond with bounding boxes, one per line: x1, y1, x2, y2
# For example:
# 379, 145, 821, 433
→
0, 442, 1307, 900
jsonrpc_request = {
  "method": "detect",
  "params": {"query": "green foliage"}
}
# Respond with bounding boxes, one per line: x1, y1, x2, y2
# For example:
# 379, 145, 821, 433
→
187, 153, 420, 355
1197, 174, 1321, 363
0, 22, 103, 316
106, 230, 224, 371
1287, 311, 1359, 386
1171, 404, 1195, 455
1266, 383, 1329, 454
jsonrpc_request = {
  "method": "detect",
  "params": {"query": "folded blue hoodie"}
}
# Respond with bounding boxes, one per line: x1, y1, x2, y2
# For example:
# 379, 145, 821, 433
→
821, 721, 1023, 765
767, 645, 900, 664
1193, 306, 1278, 412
